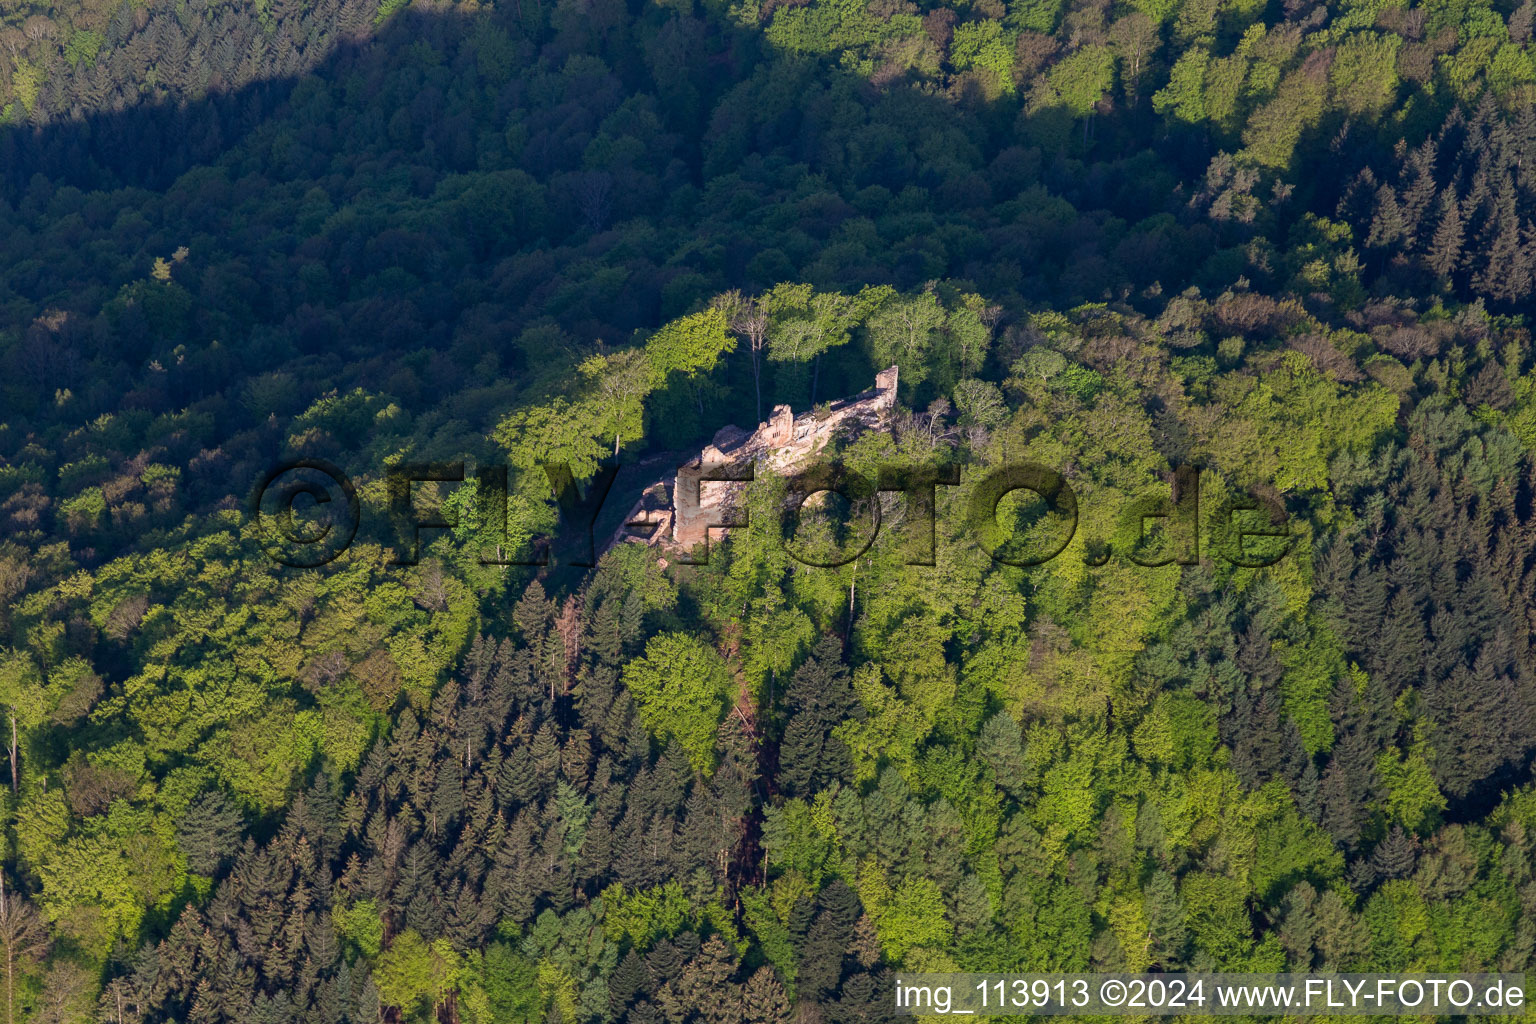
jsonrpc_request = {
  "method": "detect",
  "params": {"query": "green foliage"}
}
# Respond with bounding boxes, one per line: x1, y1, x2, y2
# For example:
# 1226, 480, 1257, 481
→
1329, 33, 1401, 115
865, 292, 944, 394
646, 309, 736, 379
1179, 873, 1252, 964
861, 869, 951, 960
765, 0, 918, 54
951, 22, 1017, 89
1240, 63, 1329, 169
64, 30, 105, 68
461, 944, 545, 1024
1048, 46, 1116, 116
600, 881, 692, 949
1154, 48, 1208, 121
1007, 0, 1066, 32
621, 632, 734, 771
1376, 747, 1447, 833
495, 396, 613, 478
374, 930, 465, 1020
10, 62, 44, 114
335, 899, 385, 958
1132, 694, 1217, 769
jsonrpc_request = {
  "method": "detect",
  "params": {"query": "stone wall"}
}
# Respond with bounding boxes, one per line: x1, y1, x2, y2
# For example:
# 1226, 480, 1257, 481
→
610, 366, 899, 554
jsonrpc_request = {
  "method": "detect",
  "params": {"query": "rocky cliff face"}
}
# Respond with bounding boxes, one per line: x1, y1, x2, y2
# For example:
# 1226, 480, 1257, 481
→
611, 366, 899, 555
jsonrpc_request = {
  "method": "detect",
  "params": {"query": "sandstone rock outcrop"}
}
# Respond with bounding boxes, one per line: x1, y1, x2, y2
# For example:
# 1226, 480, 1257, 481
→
611, 366, 898, 554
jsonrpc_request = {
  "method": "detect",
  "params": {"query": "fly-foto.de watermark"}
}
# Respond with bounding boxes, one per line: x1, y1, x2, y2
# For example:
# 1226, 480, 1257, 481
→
889, 973, 1528, 1016
251, 459, 1293, 570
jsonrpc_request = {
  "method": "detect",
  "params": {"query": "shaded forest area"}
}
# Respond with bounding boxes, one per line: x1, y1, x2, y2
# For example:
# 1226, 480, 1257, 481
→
2, 0, 1536, 1020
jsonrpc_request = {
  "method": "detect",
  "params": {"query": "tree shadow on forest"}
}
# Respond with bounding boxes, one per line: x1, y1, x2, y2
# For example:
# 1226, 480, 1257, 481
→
0, 0, 1417, 373
0, 0, 1396, 610
0, 0, 1266, 516
0, 0, 1251, 309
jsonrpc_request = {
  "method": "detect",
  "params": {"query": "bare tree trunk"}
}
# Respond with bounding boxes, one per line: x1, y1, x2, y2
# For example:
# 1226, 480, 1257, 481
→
728, 300, 768, 423
0, 877, 41, 1024
752, 349, 762, 421
847, 561, 857, 628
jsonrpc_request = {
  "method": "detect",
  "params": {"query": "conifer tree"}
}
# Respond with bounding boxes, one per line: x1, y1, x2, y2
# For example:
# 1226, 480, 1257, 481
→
1426, 189, 1465, 279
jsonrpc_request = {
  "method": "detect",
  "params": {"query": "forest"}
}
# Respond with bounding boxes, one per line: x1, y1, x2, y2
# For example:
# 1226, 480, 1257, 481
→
1, 0, 1536, 1018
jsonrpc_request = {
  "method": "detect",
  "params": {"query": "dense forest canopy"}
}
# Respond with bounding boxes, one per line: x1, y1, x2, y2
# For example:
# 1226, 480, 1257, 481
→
1, 0, 1536, 1019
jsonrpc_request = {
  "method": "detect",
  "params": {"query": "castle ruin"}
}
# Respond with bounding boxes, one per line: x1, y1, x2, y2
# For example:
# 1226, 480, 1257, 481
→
612, 366, 899, 554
